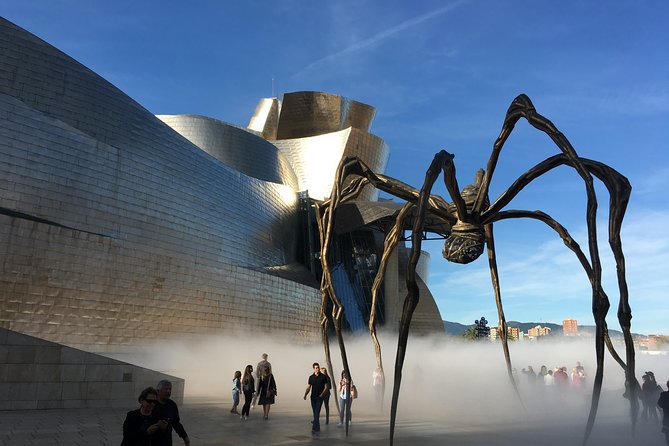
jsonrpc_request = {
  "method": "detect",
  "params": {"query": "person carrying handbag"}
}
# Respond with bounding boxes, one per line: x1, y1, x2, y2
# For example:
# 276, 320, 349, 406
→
258, 368, 277, 420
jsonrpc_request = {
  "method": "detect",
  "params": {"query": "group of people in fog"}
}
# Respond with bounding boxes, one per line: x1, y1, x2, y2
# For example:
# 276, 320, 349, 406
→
230, 353, 360, 436
119, 353, 669, 445
641, 369, 669, 446
232, 353, 277, 421
519, 361, 587, 387
517, 362, 669, 446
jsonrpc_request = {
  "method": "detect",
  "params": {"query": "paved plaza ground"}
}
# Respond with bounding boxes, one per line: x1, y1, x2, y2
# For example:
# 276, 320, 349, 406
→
0, 396, 665, 446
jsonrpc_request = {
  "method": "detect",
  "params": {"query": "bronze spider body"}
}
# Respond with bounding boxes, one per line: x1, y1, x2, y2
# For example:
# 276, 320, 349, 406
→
315, 94, 638, 445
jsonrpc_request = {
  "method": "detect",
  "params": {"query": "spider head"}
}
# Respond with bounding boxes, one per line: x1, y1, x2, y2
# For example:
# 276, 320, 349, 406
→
442, 223, 485, 264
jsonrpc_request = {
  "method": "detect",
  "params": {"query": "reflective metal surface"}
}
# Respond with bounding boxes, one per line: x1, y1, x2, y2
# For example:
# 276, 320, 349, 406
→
158, 114, 298, 189
275, 91, 376, 139
0, 18, 320, 350
272, 128, 389, 201
247, 97, 280, 140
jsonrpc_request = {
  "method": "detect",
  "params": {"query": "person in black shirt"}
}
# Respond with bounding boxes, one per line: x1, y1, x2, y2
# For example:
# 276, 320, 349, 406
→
152, 380, 190, 446
121, 387, 165, 446
303, 362, 329, 435
240, 365, 255, 420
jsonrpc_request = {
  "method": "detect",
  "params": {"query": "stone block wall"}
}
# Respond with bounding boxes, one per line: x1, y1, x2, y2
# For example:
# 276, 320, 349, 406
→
0, 327, 184, 410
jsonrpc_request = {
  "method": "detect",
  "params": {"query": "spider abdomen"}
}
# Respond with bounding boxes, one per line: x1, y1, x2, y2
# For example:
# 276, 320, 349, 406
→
442, 224, 485, 264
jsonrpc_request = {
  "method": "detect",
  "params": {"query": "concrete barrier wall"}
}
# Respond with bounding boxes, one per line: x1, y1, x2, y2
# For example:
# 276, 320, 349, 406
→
0, 327, 184, 410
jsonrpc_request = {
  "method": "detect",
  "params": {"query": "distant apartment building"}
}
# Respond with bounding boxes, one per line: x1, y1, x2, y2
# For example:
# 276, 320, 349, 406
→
639, 335, 669, 351
563, 319, 579, 336
490, 326, 521, 341
528, 325, 552, 338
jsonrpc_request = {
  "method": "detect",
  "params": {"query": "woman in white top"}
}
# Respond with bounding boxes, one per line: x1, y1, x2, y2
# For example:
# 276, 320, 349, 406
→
338, 370, 354, 427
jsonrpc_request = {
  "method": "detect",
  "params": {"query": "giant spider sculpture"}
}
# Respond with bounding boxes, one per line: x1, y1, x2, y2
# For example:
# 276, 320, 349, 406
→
314, 94, 638, 445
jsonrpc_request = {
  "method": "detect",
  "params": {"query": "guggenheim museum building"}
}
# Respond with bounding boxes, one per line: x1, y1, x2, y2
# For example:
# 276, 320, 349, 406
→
0, 17, 444, 363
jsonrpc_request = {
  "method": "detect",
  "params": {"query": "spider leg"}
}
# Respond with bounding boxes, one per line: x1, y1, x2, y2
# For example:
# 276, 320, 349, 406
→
491, 210, 626, 368
322, 156, 455, 224
316, 157, 379, 434
475, 103, 608, 443
319, 155, 457, 438
389, 151, 454, 446
313, 202, 340, 416
475, 96, 605, 351
580, 161, 639, 430
483, 223, 525, 404
483, 154, 639, 434
369, 201, 415, 411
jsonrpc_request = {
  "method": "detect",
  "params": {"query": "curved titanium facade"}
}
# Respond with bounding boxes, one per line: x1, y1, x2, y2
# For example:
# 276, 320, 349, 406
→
0, 18, 444, 353
0, 18, 320, 350
275, 91, 376, 139
247, 97, 280, 140
157, 114, 298, 189
272, 128, 389, 201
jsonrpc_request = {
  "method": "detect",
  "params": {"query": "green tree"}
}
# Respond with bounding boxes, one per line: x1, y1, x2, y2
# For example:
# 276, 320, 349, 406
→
463, 327, 477, 340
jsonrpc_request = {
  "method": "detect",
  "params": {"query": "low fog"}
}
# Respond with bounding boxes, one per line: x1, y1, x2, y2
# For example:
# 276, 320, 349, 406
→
114, 332, 668, 443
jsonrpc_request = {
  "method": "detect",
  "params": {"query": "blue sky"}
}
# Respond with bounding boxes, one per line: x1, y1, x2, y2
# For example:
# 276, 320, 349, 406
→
3, 1, 668, 335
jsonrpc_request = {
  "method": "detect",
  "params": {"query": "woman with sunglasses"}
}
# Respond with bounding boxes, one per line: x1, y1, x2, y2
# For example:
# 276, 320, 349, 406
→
121, 387, 166, 446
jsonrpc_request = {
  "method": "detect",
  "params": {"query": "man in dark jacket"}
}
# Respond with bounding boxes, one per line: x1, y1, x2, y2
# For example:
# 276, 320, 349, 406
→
153, 380, 190, 446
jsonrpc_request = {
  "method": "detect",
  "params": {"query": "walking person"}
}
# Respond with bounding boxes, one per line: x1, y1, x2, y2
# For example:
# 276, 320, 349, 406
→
303, 362, 329, 435
230, 371, 241, 415
121, 387, 166, 446
152, 380, 190, 446
240, 365, 255, 420
338, 370, 355, 427
321, 367, 332, 425
257, 367, 277, 420
642, 372, 661, 421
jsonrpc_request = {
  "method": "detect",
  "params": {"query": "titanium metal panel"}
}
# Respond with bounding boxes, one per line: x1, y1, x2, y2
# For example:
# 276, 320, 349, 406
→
272, 128, 389, 201
275, 91, 376, 140
248, 97, 280, 140
157, 114, 298, 189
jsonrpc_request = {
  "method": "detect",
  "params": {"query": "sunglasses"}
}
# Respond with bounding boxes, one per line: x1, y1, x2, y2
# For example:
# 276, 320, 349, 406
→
144, 399, 157, 404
